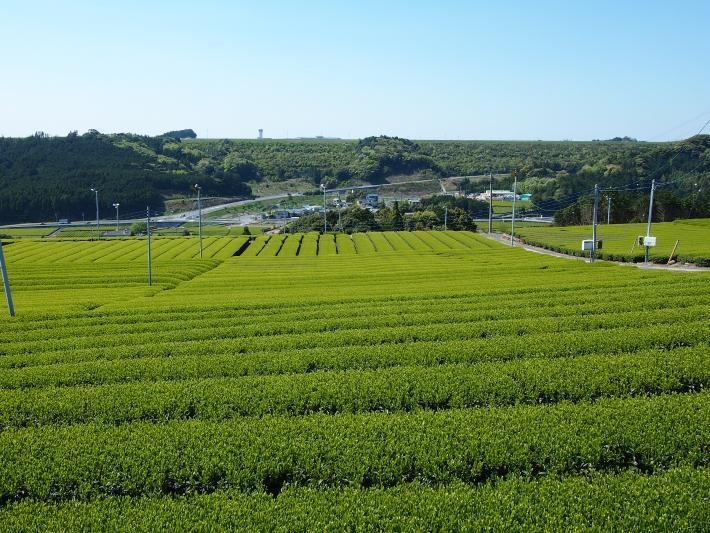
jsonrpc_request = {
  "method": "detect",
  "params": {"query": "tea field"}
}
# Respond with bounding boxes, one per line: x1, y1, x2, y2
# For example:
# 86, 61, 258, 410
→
511, 218, 710, 266
0, 226, 59, 238
0, 231, 707, 530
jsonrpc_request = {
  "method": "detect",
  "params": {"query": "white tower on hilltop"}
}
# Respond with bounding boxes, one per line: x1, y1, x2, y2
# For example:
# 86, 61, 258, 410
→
258, 129, 263, 140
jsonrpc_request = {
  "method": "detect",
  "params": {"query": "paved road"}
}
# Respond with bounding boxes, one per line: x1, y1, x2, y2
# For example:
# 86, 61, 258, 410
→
0, 193, 302, 228
472, 216, 553, 224
156, 193, 303, 222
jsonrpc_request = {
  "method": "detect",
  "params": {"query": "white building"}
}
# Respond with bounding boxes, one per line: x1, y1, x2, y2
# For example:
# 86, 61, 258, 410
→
474, 190, 517, 201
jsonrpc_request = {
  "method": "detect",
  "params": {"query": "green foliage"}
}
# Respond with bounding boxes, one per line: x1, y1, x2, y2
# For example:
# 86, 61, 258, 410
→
2, 133, 709, 224
287, 197, 479, 233
1, 346, 706, 426
0, 227, 57, 238
555, 190, 710, 226
0, 234, 707, 529
1, 469, 705, 531
405, 210, 439, 230
129, 221, 147, 235
287, 212, 330, 233
350, 136, 440, 182
339, 206, 377, 232
0, 393, 706, 501
222, 152, 258, 181
0, 133, 252, 223
161, 129, 197, 139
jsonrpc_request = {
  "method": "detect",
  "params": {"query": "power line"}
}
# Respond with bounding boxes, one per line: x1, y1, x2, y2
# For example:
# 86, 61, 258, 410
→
695, 118, 710, 137
646, 109, 710, 141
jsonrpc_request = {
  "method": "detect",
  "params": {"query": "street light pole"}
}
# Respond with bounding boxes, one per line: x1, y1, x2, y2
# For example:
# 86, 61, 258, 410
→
0, 240, 15, 316
591, 184, 599, 263
510, 171, 518, 246
321, 184, 327, 233
645, 179, 656, 264
147, 206, 152, 286
113, 203, 120, 232
488, 171, 493, 234
194, 184, 203, 258
90, 188, 99, 240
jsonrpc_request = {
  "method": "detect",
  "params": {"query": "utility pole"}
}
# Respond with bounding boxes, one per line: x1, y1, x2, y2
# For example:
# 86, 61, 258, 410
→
194, 184, 203, 258
488, 171, 493, 233
113, 203, 120, 232
510, 171, 518, 246
645, 179, 656, 264
90, 188, 100, 240
591, 184, 599, 262
0, 240, 15, 316
146, 207, 152, 286
606, 196, 611, 224
444, 206, 448, 231
321, 184, 327, 233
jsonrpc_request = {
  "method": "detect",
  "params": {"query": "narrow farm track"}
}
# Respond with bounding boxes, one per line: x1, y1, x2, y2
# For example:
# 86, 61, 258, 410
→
0, 231, 708, 529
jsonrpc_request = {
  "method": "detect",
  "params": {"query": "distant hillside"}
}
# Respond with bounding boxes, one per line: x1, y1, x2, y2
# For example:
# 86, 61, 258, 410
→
162, 129, 197, 139
0, 131, 252, 223
0, 131, 707, 223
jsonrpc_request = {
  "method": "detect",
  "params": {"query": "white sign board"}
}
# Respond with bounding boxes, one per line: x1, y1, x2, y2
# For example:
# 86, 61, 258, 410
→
582, 240, 602, 251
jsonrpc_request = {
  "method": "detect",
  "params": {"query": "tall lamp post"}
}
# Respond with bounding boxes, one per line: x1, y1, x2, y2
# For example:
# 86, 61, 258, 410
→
320, 183, 327, 233
90, 188, 100, 240
645, 179, 656, 264
146, 207, 152, 286
0, 239, 15, 316
113, 203, 120, 232
510, 171, 518, 246
194, 184, 203, 258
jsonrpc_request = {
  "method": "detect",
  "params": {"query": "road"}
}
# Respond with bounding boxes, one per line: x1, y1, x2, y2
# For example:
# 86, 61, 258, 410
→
155, 193, 303, 222
473, 216, 553, 224
0, 193, 303, 228
325, 173, 503, 194
150, 176, 486, 221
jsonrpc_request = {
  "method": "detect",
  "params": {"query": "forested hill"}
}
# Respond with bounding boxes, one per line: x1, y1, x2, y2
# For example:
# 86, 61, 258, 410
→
0, 131, 708, 223
0, 131, 253, 223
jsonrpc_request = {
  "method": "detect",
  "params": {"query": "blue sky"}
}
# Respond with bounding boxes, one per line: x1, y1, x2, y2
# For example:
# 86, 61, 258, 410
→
1, 0, 708, 140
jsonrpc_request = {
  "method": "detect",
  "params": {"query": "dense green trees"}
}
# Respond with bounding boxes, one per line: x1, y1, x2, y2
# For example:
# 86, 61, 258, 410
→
186, 135, 709, 213
350, 136, 440, 182
0, 131, 707, 224
286, 197, 478, 233
554, 189, 710, 226
0, 132, 252, 223
161, 129, 197, 139
418, 195, 488, 219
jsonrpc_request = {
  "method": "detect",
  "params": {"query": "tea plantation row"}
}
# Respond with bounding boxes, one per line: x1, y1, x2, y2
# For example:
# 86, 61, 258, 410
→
0, 232, 707, 529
